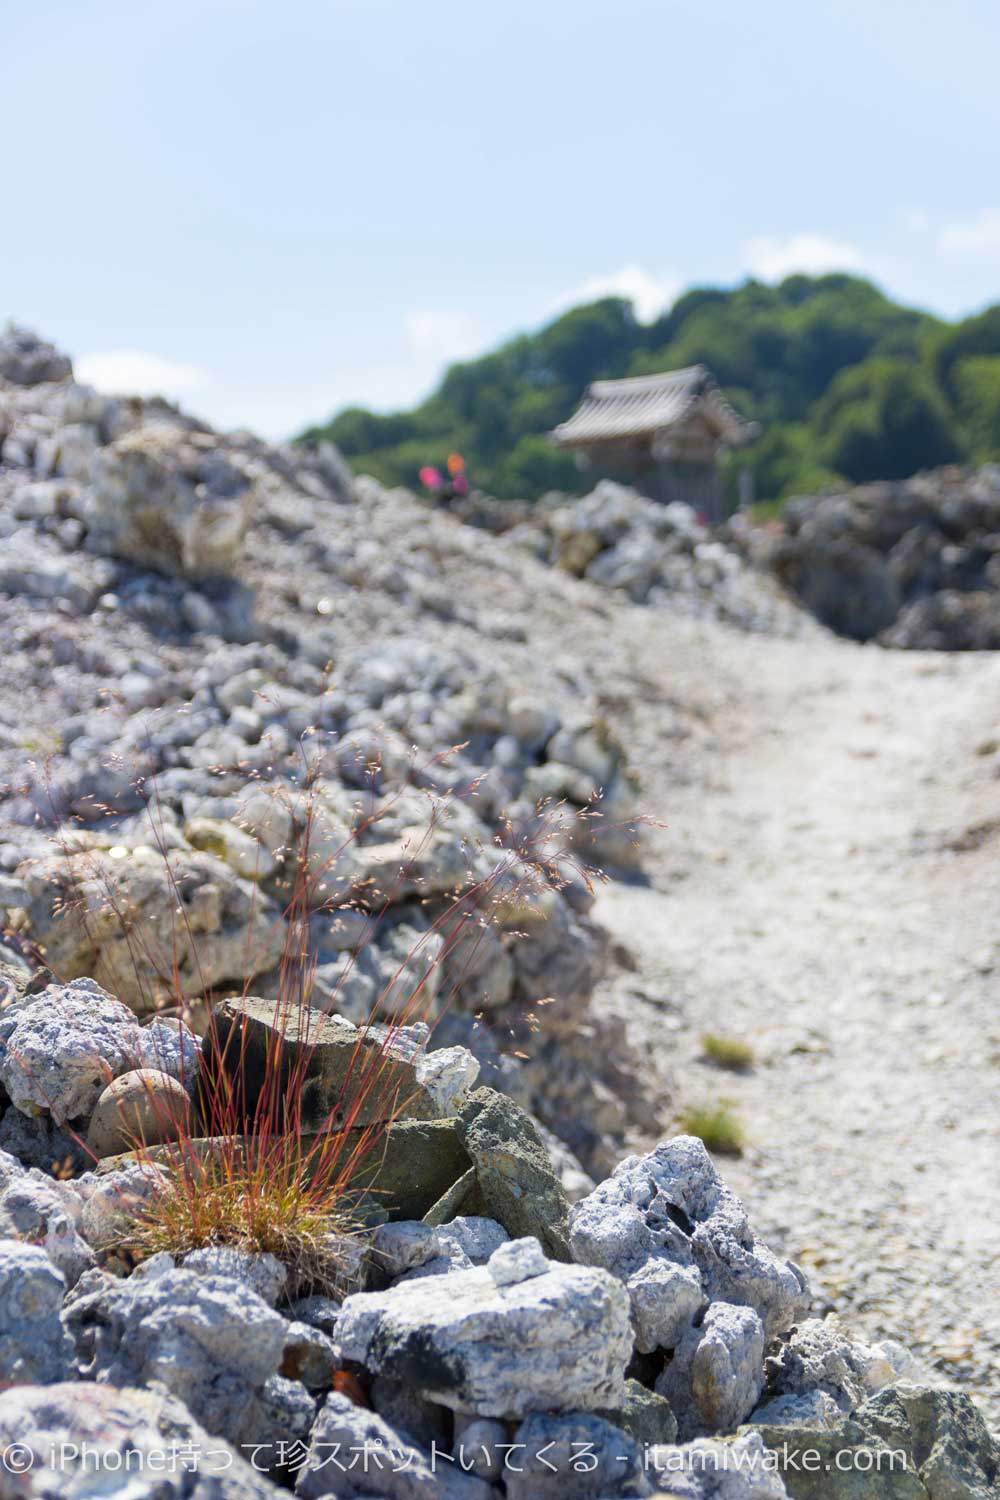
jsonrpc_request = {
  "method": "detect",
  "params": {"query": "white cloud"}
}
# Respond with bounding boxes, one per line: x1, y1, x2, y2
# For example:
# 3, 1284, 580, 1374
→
75, 348, 210, 400
742, 232, 869, 281
403, 309, 486, 361
938, 210, 1000, 255
548, 264, 680, 323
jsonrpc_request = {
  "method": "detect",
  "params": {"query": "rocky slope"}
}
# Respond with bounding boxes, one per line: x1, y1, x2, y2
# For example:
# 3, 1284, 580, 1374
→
762, 465, 1000, 647
0, 327, 998, 1498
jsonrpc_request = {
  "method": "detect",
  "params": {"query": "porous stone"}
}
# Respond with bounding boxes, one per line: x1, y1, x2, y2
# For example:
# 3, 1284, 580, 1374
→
646, 1429, 790, 1498
0, 1240, 74, 1383
334, 1255, 633, 1418
62, 1265, 287, 1446
88, 423, 255, 578
569, 1137, 809, 1350
295, 1392, 493, 1499
0, 1163, 94, 1285
657, 1301, 766, 1439
763, 1317, 905, 1415
0, 1381, 286, 1498
0, 977, 141, 1121
77, 1159, 167, 1246
182, 1245, 288, 1306
486, 1234, 548, 1286
20, 850, 286, 1014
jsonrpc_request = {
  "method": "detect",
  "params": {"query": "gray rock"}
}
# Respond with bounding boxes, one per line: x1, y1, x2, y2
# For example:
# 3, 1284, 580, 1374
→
437, 1216, 509, 1264
457, 1086, 571, 1259
0, 1381, 286, 1498
0, 324, 72, 385
87, 423, 254, 578
646, 1429, 789, 1497
256, 1372, 317, 1456
506, 1410, 645, 1499
182, 1245, 288, 1306
453, 1415, 508, 1481
62, 1266, 287, 1445
370, 1373, 450, 1449
372, 1220, 442, 1279
597, 1378, 678, 1448
753, 1381, 1000, 1498
281, 1320, 339, 1388
77, 1159, 167, 1246
486, 1235, 548, 1286
0, 1240, 73, 1383
0, 978, 141, 1120
286, 1293, 343, 1336
657, 1302, 765, 1439
569, 1137, 809, 1350
20, 851, 286, 1015
763, 1317, 903, 1415
205, 995, 478, 1132
335, 1256, 633, 1418
295, 1392, 494, 1498
749, 1389, 843, 1431
0, 1166, 94, 1285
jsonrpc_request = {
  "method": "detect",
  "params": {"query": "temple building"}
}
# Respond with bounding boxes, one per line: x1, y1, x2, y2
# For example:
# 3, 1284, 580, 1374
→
550, 365, 758, 523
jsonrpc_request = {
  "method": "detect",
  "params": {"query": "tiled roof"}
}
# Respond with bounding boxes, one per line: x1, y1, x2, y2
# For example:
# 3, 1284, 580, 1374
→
551, 366, 753, 447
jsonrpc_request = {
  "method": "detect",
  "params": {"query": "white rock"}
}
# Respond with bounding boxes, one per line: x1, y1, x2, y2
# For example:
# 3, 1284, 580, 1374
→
487, 1235, 548, 1286
657, 1301, 766, 1438
0, 978, 141, 1120
0, 1239, 73, 1383
335, 1257, 633, 1418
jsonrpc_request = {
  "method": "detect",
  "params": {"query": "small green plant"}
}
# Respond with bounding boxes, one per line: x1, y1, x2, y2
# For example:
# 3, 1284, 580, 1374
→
700, 1032, 755, 1072
681, 1103, 745, 1156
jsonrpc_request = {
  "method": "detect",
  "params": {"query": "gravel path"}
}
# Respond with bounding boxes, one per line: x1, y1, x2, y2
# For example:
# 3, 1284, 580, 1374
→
594, 626, 1000, 1426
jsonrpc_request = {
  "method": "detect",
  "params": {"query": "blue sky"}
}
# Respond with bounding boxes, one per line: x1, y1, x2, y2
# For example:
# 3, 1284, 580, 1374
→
4, 0, 1000, 438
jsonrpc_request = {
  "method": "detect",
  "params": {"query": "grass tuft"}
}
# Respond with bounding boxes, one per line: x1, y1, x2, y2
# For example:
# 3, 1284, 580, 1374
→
19, 737, 618, 1293
700, 1032, 755, 1072
681, 1103, 745, 1156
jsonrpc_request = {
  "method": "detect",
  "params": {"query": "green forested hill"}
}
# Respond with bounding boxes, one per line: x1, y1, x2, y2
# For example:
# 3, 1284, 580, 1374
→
298, 276, 1000, 505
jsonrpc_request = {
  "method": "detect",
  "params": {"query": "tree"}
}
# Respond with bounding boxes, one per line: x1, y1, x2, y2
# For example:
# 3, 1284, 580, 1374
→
815, 359, 959, 482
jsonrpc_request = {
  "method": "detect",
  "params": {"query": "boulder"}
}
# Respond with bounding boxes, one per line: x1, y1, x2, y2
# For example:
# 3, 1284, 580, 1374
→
295, 1392, 494, 1499
568, 1137, 809, 1351
0, 1154, 94, 1284
87, 423, 254, 578
646, 1429, 790, 1498
0, 978, 142, 1121
334, 1253, 633, 1418
597, 1377, 678, 1448
761, 1317, 905, 1415
181, 1245, 288, 1305
753, 1382, 999, 1498
62, 1265, 288, 1447
0, 1382, 285, 1498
